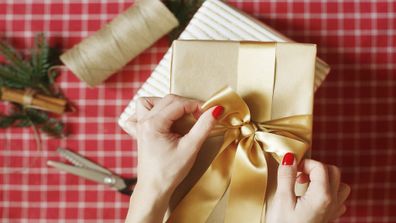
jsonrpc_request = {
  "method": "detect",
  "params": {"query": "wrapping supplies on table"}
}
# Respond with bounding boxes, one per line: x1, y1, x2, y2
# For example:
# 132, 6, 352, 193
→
118, 0, 329, 133
164, 40, 315, 223
0, 87, 66, 114
60, 0, 179, 87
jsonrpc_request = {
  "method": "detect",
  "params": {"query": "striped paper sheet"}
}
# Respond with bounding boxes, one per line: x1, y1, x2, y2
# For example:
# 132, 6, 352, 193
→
118, 0, 330, 132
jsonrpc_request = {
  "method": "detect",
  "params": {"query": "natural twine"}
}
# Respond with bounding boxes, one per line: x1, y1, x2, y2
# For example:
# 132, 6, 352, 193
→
60, 0, 179, 87
22, 88, 36, 105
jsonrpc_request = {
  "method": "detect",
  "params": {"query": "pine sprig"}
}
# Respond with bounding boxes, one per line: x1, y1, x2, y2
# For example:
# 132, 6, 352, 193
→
0, 33, 59, 96
164, 0, 206, 41
0, 111, 26, 128
0, 106, 65, 138
0, 41, 32, 78
0, 33, 67, 139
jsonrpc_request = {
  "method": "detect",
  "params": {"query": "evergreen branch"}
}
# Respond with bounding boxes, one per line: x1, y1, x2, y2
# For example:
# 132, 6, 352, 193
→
0, 112, 26, 127
0, 41, 33, 78
164, 0, 206, 41
40, 117, 65, 138
0, 106, 65, 138
0, 107, 32, 128
25, 108, 65, 137
31, 33, 50, 79
0, 34, 59, 96
0, 34, 67, 139
25, 108, 50, 124
0, 65, 31, 88
48, 68, 59, 85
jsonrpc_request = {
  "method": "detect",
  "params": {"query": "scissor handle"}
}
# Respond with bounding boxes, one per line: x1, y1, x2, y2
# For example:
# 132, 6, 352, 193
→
118, 178, 137, 196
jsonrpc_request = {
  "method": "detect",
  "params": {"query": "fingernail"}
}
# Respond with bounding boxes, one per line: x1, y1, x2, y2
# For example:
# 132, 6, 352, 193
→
212, 105, 224, 120
296, 172, 309, 184
282, 153, 294, 165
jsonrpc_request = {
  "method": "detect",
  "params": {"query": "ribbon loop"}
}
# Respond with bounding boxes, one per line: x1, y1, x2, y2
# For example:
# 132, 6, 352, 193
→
168, 87, 312, 223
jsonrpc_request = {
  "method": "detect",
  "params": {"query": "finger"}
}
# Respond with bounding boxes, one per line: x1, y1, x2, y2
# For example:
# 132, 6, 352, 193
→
181, 106, 221, 153
125, 114, 138, 138
328, 165, 341, 196
276, 153, 298, 207
335, 205, 347, 218
146, 94, 192, 119
153, 99, 201, 131
295, 172, 309, 197
337, 183, 351, 205
300, 159, 331, 196
135, 97, 161, 121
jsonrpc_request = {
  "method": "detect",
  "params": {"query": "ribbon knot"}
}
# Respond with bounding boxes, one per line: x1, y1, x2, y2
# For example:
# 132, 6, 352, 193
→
23, 88, 37, 105
240, 122, 257, 137
168, 87, 312, 223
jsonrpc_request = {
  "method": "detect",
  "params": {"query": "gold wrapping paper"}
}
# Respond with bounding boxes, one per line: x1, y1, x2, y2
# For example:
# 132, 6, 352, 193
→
167, 40, 316, 223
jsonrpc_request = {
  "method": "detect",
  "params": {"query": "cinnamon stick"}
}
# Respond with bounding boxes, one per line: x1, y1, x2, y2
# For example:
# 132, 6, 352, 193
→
0, 87, 66, 114
36, 94, 67, 107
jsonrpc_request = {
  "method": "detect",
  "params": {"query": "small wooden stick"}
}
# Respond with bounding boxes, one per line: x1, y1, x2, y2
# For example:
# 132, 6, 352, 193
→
35, 94, 67, 106
0, 87, 66, 114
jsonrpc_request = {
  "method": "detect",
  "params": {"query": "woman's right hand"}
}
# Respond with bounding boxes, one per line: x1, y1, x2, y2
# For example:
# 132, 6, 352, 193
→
266, 153, 351, 223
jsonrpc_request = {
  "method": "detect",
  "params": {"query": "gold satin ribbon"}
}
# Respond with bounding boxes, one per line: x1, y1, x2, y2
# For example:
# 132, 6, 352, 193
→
167, 87, 312, 223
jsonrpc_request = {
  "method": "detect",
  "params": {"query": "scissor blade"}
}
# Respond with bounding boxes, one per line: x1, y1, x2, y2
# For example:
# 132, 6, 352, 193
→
47, 160, 127, 190
48, 160, 110, 184
57, 147, 112, 175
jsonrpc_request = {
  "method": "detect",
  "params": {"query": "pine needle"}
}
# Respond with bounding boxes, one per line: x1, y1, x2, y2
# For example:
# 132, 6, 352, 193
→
0, 33, 60, 96
0, 34, 67, 138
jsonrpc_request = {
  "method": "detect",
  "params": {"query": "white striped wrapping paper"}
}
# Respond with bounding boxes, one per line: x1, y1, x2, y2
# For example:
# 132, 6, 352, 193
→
118, 0, 330, 132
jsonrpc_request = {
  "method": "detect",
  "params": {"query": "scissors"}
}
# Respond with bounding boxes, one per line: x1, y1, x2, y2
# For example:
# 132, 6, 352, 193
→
47, 147, 136, 196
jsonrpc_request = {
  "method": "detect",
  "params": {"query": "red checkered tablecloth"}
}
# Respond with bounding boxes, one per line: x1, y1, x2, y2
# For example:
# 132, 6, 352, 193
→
0, 0, 395, 222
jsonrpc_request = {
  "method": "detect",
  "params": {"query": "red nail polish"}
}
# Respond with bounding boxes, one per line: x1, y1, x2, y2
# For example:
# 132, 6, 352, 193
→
282, 153, 294, 165
212, 105, 224, 119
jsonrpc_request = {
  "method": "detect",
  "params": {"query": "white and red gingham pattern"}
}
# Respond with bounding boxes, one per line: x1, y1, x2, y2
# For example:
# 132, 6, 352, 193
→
0, 0, 395, 222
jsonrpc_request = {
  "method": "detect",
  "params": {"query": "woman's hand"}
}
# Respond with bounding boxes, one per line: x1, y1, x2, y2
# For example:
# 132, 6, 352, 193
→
266, 153, 351, 223
125, 95, 350, 223
125, 95, 223, 223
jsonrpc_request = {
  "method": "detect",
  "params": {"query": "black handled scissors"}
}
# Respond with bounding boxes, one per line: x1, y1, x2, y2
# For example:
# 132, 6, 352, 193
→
47, 147, 137, 196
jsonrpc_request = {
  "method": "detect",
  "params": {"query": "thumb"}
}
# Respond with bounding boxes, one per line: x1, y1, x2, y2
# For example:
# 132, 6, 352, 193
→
181, 105, 223, 151
276, 152, 297, 205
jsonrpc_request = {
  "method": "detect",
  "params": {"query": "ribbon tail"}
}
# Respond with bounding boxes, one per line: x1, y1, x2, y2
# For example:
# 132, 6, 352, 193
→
225, 136, 268, 223
166, 130, 239, 223
254, 132, 309, 164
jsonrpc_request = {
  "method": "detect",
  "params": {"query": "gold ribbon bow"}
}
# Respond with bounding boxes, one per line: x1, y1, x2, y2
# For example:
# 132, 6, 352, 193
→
167, 87, 312, 223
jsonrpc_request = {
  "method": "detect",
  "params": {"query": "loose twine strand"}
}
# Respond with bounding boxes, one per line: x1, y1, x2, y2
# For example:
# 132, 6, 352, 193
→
60, 0, 179, 87
4, 88, 41, 174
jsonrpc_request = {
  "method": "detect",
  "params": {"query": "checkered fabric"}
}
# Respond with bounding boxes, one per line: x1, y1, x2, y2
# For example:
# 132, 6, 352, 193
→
0, 0, 395, 222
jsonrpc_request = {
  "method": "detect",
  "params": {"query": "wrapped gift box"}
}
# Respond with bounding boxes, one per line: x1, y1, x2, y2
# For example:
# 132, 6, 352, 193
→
118, 0, 329, 133
164, 40, 315, 223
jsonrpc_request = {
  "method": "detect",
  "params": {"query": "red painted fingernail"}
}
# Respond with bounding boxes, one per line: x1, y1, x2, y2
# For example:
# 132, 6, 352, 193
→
282, 153, 294, 166
212, 105, 224, 119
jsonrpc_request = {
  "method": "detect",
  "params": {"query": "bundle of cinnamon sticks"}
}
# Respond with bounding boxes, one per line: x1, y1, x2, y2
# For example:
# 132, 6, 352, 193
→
0, 87, 67, 114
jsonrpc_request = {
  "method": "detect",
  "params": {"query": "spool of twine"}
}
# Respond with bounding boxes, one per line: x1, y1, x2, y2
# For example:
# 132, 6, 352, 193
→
60, 0, 179, 87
